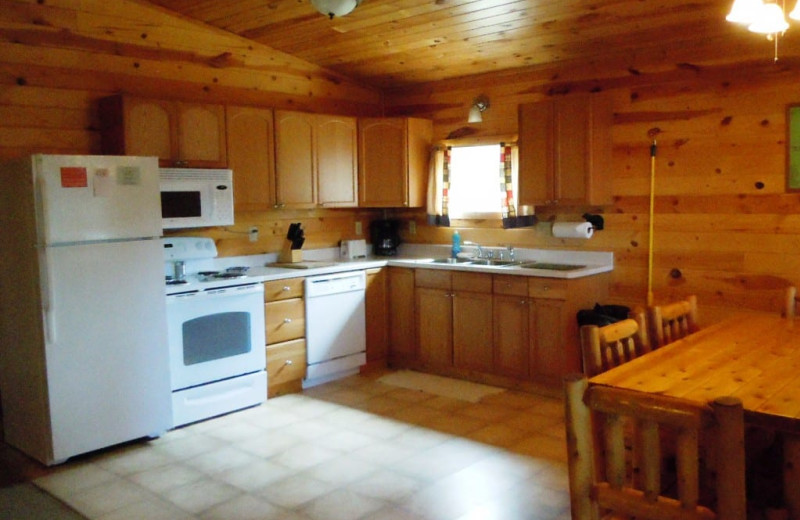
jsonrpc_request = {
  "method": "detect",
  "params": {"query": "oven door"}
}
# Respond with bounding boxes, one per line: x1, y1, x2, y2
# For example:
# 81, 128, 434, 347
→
166, 283, 265, 391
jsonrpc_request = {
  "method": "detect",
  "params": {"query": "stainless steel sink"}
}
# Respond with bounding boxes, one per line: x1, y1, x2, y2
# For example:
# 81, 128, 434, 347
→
468, 259, 520, 266
429, 257, 474, 264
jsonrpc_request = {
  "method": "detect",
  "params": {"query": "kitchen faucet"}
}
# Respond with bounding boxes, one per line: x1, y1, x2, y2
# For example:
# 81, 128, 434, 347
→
463, 241, 484, 258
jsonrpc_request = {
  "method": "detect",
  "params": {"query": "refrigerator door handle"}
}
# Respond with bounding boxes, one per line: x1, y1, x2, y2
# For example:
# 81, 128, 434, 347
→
36, 176, 56, 343
39, 248, 56, 344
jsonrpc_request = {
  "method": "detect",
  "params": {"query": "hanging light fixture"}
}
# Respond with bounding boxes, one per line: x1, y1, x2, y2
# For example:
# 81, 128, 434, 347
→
311, 0, 362, 19
467, 95, 490, 123
748, 2, 790, 33
726, 0, 798, 60
726, 0, 765, 23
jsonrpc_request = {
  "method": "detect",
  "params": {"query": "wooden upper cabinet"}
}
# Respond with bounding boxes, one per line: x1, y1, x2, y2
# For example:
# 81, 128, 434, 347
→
316, 115, 358, 208
358, 117, 432, 208
518, 93, 612, 207
99, 95, 227, 168
226, 106, 276, 212
274, 110, 357, 209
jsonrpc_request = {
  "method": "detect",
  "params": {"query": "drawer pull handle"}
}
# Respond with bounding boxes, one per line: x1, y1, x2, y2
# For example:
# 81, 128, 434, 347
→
282, 286, 291, 291
284, 318, 292, 323
285, 360, 293, 365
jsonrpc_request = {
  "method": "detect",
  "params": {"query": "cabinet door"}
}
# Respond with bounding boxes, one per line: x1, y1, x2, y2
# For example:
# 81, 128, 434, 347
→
406, 118, 433, 208
316, 115, 357, 207
493, 294, 529, 378
226, 106, 276, 211
530, 297, 568, 380
554, 95, 590, 205
388, 268, 416, 365
175, 102, 227, 168
518, 101, 555, 205
359, 118, 408, 207
122, 97, 174, 163
416, 287, 453, 368
365, 268, 388, 365
275, 110, 316, 208
453, 290, 493, 372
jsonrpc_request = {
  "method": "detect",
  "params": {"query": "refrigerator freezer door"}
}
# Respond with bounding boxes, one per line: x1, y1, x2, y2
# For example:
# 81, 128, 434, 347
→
34, 154, 162, 244
44, 239, 171, 463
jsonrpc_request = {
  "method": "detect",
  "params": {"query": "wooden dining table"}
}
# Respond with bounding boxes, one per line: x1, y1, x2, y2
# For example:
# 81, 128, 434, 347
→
589, 313, 800, 516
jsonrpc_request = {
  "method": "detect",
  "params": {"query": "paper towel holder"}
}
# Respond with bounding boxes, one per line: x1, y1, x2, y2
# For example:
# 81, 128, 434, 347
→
582, 213, 604, 231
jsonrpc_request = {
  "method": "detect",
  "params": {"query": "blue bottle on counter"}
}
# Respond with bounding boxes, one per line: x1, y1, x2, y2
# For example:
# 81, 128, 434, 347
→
451, 230, 461, 258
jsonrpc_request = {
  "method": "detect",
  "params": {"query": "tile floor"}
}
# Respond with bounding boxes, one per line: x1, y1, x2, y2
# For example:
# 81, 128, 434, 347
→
32, 372, 571, 520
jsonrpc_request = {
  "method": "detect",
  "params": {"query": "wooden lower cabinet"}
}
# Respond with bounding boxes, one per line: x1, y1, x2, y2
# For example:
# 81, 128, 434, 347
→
493, 275, 530, 379
264, 278, 306, 397
365, 268, 388, 369
267, 339, 306, 393
416, 286, 453, 368
405, 269, 608, 387
453, 274, 493, 373
387, 267, 416, 366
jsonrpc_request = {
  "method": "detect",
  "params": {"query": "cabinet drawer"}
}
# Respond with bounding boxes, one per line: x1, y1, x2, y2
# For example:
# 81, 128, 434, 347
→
415, 269, 451, 289
452, 272, 491, 293
267, 338, 306, 385
493, 275, 527, 296
264, 278, 304, 301
528, 278, 567, 299
265, 298, 305, 344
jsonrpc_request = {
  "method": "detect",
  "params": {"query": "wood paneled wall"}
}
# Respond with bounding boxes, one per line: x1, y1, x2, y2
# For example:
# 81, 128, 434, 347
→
0, 0, 383, 257
384, 60, 800, 322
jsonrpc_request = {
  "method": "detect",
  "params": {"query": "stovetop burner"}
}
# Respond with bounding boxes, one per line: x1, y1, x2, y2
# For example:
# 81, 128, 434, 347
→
197, 270, 248, 281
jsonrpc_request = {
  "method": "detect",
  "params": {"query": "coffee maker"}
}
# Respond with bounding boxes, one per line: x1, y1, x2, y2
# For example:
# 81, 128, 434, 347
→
370, 219, 401, 256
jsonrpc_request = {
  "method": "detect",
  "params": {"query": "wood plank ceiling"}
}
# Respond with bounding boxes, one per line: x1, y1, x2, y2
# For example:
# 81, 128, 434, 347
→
143, 0, 791, 88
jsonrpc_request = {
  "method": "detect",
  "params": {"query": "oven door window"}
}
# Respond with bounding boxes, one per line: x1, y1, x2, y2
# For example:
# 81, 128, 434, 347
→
182, 312, 251, 365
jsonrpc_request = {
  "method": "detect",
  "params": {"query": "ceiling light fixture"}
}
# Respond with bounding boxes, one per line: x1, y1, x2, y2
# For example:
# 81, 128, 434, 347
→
311, 0, 362, 19
726, 0, 799, 60
468, 95, 490, 123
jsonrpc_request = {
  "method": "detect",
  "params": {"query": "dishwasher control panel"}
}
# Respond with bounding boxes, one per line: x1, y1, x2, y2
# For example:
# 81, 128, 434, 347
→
305, 271, 366, 297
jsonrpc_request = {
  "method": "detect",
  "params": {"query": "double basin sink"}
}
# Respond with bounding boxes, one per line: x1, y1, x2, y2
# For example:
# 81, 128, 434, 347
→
427, 257, 586, 271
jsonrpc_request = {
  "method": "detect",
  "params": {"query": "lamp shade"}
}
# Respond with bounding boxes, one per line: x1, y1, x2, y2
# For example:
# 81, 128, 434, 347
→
789, 0, 800, 20
748, 2, 789, 33
726, 0, 764, 23
468, 105, 483, 123
311, 0, 361, 18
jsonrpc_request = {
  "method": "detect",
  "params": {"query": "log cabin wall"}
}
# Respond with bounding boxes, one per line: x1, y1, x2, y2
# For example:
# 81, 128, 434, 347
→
383, 60, 800, 323
0, 0, 384, 257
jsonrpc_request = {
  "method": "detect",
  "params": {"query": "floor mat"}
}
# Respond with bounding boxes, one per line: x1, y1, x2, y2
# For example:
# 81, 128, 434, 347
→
377, 370, 505, 403
0, 483, 86, 520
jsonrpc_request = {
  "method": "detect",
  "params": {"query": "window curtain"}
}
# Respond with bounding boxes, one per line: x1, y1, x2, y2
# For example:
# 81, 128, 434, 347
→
500, 143, 535, 228
426, 146, 450, 227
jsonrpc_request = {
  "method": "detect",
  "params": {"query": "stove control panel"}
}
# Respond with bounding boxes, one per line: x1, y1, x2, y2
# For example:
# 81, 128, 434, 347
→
162, 237, 217, 262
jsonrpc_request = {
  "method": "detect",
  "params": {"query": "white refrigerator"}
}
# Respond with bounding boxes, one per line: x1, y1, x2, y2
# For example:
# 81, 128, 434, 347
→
0, 154, 172, 465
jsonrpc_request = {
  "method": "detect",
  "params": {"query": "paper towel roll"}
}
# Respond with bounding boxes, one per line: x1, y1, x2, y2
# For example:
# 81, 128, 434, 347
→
552, 222, 594, 239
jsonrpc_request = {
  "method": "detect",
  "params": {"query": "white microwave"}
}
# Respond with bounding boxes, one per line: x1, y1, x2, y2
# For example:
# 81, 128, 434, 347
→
159, 168, 234, 229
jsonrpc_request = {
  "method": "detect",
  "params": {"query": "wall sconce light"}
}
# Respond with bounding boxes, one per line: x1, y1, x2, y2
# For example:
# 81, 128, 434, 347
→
468, 95, 490, 123
311, 0, 362, 19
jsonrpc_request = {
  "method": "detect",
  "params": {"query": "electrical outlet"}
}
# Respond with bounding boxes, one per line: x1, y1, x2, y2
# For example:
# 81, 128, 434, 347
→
409, 221, 417, 235
249, 226, 259, 242
355, 221, 362, 235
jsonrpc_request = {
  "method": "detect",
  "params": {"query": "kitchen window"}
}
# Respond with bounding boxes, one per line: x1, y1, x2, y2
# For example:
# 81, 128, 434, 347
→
446, 144, 518, 219
428, 142, 533, 228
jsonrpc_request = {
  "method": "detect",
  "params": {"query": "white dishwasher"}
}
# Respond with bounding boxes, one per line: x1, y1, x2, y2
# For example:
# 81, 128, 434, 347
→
304, 270, 366, 388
